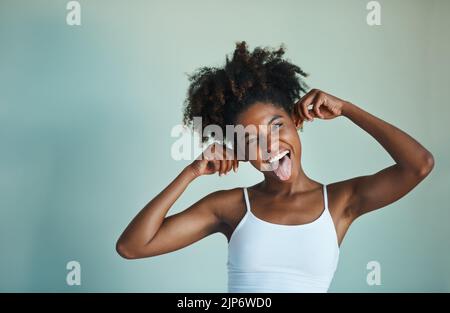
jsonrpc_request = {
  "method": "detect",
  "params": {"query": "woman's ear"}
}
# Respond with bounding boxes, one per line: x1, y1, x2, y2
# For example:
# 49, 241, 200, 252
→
291, 113, 304, 130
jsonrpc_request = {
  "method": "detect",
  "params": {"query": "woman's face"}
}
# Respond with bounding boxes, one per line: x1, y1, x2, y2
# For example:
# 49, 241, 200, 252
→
235, 102, 302, 182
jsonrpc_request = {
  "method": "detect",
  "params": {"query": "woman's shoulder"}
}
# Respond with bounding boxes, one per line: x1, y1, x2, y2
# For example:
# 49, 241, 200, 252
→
201, 187, 247, 224
204, 187, 246, 207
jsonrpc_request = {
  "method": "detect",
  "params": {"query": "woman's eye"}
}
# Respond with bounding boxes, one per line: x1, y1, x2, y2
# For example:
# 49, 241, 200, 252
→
272, 123, 283, 130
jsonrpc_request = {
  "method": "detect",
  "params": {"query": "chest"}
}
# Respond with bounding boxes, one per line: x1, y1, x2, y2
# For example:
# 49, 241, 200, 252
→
248, 193, 326, 226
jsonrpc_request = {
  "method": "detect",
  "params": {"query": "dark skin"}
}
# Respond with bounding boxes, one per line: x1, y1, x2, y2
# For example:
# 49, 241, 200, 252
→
116, 89, 435, 259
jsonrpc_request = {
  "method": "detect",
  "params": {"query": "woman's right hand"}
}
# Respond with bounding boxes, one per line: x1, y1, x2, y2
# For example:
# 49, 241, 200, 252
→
117, 144, 234, 260
188, 143, 240, 177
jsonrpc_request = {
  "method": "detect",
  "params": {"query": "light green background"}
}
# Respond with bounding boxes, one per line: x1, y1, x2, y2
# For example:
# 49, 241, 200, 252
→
0, 0, 448, 292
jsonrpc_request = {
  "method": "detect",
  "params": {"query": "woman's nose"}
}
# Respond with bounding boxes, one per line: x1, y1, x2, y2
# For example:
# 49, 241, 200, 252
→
260, 137, 280, 161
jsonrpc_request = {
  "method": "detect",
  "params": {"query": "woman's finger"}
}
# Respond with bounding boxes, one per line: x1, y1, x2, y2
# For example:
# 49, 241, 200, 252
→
235, 159, 239, 172
219, 159, 227, 176
233, 159, 238, 172
222, 159, 230, 175
312, 93, 325, 119
293, 101, 305, 126
299, 89, 317, 121
226, 159, 233, 174
224, 148, 233, 174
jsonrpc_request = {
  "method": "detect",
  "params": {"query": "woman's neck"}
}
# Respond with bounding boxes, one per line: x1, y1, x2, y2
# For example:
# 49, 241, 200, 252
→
258, 165, 319, 196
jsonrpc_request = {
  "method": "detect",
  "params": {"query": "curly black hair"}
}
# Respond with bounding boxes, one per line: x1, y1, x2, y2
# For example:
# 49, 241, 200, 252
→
182, 41, 309, 143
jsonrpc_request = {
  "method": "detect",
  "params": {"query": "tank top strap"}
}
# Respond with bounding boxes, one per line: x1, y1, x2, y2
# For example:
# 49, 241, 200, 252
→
243, 187, 251, 212
323, 184, 329, 211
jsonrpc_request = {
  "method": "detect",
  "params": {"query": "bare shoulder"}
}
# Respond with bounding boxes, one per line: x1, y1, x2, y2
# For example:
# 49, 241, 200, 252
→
202, 187, 247, 241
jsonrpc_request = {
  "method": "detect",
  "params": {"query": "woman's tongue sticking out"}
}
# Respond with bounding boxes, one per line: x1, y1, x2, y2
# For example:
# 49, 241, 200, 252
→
273, 153, 292, 181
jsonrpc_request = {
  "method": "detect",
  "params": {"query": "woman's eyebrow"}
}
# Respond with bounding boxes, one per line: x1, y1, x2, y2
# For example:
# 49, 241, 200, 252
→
267, 115, 282, 125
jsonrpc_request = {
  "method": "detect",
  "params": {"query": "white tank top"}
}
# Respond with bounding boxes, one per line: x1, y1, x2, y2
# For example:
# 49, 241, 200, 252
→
227, 184, 340, 293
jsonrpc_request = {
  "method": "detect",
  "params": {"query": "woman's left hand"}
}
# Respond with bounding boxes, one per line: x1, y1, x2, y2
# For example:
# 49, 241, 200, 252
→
293, 89, 347, 123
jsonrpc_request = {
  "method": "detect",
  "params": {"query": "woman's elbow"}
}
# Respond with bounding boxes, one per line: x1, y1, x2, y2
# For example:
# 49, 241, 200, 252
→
116, 240, 139, 260
417, 152, 435, 178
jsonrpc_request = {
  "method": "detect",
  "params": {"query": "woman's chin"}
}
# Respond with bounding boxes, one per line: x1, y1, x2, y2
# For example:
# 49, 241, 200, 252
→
263, 171, 294, 182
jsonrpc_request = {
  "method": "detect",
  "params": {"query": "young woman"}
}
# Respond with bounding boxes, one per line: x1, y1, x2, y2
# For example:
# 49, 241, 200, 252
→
116, 42, 434, 292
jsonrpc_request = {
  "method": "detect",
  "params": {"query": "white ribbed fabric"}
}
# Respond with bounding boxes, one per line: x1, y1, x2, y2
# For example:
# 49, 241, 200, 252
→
227, 184, 339, 293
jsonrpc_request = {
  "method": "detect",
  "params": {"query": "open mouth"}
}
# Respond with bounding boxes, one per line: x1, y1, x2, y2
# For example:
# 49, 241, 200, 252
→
267, 150, 292, 181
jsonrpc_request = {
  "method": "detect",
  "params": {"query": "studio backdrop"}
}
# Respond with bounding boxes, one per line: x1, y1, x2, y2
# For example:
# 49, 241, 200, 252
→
0, 0, 449, 292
